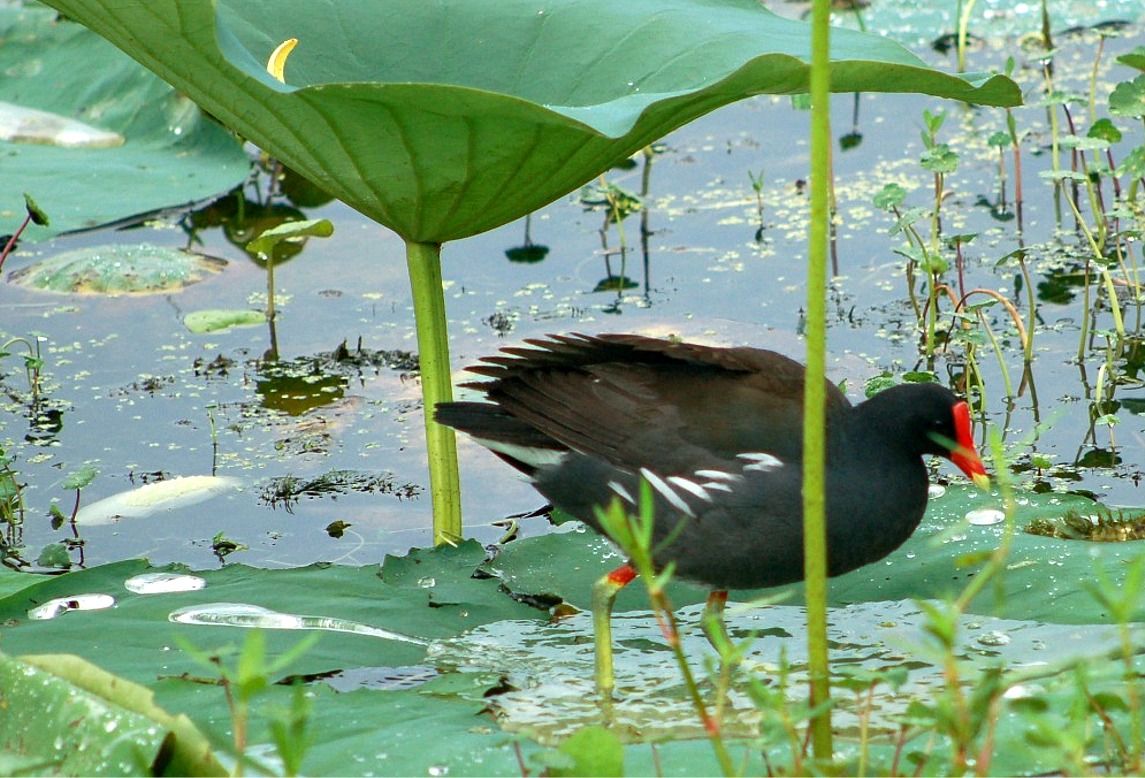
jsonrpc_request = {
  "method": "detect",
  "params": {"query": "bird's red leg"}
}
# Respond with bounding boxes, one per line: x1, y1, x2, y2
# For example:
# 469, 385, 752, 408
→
591, 563, 638, 701
702, 589, 730, 649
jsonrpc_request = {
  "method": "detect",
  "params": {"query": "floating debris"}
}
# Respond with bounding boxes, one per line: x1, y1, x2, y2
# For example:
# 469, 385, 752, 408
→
976, 630, 1012, 647
75, 475, 241, 526
9, 243, 226, 295
259, 470, 420, 513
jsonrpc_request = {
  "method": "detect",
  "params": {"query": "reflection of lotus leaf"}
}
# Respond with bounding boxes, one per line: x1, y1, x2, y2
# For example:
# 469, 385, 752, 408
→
9, 243, 226, 295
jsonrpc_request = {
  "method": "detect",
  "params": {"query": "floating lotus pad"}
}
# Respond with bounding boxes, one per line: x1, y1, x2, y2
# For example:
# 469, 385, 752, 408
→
9, 243, 226, 295
183, 308, 266, 333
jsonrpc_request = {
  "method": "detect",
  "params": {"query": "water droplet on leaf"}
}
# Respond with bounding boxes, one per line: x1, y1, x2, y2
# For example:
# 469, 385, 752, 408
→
28, 593, 115, 620
124, 572, 207, 594
966, 507, 1005, 526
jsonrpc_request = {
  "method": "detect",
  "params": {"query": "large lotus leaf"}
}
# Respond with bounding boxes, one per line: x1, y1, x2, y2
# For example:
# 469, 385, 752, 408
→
0, 8, 249, 240
0, 542, 1139, 775
151, 675, 534, 776
39, 0, 1020, 244
0, 543, 536, 685
0, 506, 1142, 776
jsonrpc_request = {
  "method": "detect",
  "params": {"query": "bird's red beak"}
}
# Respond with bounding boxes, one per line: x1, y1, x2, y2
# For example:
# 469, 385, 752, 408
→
950, 401, 990, 489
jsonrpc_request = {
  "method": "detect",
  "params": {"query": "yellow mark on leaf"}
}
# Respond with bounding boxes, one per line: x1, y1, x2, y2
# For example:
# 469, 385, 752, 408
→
267, 38, 298, 83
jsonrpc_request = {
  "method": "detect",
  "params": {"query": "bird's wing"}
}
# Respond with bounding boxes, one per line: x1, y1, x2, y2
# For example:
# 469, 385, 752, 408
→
461, 333, 850, 473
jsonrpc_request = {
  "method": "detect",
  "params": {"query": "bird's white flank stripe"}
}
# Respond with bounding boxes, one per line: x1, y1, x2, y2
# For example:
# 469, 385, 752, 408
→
640, 468, 695, 517
693, 469, 741, 482
608, 480, 635, 504
736, 452, 783, 472
667, 476, 714, 502
470, 437, 568, 469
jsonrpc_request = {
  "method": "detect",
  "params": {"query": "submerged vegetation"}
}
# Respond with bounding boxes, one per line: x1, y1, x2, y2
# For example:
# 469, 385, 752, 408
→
1027, 506, 1145, 541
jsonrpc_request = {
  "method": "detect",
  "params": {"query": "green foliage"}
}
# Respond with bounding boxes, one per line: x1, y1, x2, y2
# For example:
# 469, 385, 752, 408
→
1109, 73, 1145, 118
539, 725, 624, 777
1118, 45, 1145, 72
245, 218, 334, 262
0, 652, 226, 776
177, 629, 320, 775
62, 466, 98, 492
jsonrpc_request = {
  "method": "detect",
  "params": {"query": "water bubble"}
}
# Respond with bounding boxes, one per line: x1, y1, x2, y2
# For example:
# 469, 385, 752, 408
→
28, 593, 115, 620
966, 508, 1005, 526
976, 630, 1011, 646
124, 572, 207, 594
417, 577, 436, 589
428, 765, 449, 777
927, 484, 946, 499
1004, 684, 1035, 699
169, 602, 427, 645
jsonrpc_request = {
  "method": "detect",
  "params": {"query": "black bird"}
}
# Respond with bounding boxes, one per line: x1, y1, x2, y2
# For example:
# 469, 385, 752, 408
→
436, 333, 989, 696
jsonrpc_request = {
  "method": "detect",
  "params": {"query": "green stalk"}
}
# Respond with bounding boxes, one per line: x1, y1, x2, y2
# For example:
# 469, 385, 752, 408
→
804, 0, 833, 762
955, 0, 978, 73
405, 240, 463, 545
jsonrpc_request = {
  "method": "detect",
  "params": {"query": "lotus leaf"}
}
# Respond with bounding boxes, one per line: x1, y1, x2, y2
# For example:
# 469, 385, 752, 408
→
38, 0, 1020, 244
0, 7, 249, 239
9, 243, 226, 295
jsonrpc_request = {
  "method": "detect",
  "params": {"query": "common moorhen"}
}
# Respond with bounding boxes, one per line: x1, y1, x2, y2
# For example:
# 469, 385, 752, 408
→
436, 333, 989, 696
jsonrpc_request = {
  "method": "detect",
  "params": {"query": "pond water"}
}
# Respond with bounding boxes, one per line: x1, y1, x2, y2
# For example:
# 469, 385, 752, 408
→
3, 20, 1145, 571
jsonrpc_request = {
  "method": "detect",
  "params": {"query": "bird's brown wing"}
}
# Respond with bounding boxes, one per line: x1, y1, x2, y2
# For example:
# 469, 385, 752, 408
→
461, 333, 851, 473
